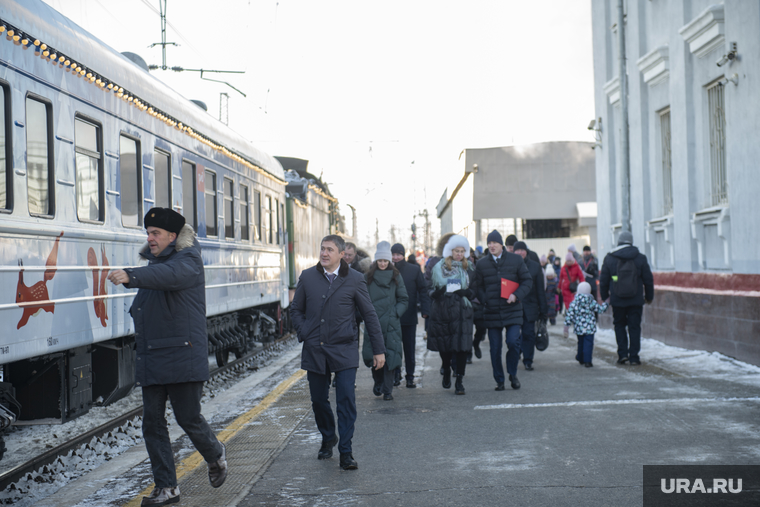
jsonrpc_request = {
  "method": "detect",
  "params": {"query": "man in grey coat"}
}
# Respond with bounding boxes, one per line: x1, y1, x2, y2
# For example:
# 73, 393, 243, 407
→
290, 235, 385, 470
108, 207, 226, 507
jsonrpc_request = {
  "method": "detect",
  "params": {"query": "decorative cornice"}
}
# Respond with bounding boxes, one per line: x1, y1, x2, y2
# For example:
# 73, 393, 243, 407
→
637, 45, 669, 87
679, 4, 725, 58
603, 76, 620, 107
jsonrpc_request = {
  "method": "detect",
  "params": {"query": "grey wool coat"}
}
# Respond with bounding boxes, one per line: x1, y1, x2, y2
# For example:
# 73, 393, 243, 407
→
361, 269, 408, 371
291, 259, 385, 375
124, 224, 209, 387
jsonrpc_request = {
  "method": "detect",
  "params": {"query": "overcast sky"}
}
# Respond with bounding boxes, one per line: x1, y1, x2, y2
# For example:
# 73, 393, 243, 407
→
43, 0, 595, 249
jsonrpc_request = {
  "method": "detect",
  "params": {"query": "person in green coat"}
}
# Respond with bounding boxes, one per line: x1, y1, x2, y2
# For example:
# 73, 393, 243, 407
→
362, 241, 408, 401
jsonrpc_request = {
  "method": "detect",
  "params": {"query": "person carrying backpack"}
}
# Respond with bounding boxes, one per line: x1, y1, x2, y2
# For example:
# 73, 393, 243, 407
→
599, 231, 654, 365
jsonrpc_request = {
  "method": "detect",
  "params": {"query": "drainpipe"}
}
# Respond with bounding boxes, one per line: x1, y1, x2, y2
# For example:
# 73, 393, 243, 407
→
618, 0, 631, 234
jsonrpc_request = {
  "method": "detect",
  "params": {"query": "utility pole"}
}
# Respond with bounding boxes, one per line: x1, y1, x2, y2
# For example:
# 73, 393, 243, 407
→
618, 0, 631, 233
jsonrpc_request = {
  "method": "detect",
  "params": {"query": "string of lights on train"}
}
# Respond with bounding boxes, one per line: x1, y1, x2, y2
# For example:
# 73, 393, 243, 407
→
0, 18, 287, 186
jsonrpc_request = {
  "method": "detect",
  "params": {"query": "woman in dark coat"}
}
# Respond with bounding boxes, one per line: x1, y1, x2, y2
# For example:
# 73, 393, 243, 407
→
428, 235, 474, 395
362, 241, 408, 400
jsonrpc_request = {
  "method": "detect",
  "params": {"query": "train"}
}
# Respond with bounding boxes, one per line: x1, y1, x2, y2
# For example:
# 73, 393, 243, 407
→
0, 0, 348, 460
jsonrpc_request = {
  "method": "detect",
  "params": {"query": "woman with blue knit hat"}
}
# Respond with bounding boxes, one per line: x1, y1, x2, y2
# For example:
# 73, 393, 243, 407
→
362, 241, 408, 400
428, 234, 474, 395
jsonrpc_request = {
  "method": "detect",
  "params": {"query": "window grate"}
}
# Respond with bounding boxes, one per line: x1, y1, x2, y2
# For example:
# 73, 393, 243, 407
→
660, 109, 673, 215
707, 81, 727, 206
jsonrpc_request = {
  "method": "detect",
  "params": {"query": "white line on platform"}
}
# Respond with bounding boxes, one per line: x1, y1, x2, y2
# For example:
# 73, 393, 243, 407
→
474, 396, 760, 410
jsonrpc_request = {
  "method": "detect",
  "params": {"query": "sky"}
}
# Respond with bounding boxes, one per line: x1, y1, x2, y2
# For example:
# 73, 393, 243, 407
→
42, 0, 595, 250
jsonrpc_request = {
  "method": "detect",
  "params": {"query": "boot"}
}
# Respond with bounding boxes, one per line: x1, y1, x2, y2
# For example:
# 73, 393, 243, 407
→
442, 367, 451, 389
455, 375, 465, 395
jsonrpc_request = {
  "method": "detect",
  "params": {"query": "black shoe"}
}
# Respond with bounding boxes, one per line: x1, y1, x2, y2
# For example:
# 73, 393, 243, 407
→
141, 487, 180, 506
629, 359, 641, 365
406, 379, 416, 388
455, 375, 465, 395
208, 443, 227, 488
340, 452, 358, 470
317, 435, 339, 460
584, 362, 593, 368
509, 375, 520, 389
495, 383, 506, 391
394, 369, 402, 386
383, 393, 393, 401
442, 368, 451, 389
524, 363, 534, 371
617, 357, 629, 365
372, 382, 382, 396
473, 342, 482, 359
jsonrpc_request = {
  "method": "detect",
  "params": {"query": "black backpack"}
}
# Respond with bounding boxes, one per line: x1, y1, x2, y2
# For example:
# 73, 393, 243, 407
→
614, 257, 639, 298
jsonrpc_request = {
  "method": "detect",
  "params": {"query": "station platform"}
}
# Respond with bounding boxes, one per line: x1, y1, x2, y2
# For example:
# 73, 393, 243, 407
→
38, 319, 760, 507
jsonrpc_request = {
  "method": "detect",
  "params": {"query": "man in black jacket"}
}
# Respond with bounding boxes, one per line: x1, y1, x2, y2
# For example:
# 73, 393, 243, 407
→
581, 245, 599, 300
392, 243, 430, 388
513, 241, 547, 371
474, 231, 532, 390
599, 231, 655, 365
291, 235, 386, 470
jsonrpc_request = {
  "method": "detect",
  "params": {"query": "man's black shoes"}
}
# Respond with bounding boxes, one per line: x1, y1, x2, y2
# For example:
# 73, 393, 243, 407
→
340, 453, 358, 470
473, 342, 482, 359
509, 375, 521, 389
318, 435, 339, 460
495, 383, 506, 391
383, 393, 393, 401
372, 382, 382, 396
617, 357, 629, 364
406, 379, 416, 388
630, 359, 642, 365
524, 363, 534, 371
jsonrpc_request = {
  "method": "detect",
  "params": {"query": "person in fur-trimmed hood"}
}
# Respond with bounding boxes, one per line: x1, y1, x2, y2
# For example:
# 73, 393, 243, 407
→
108, 207, 226, 506
344, 242, 372, 274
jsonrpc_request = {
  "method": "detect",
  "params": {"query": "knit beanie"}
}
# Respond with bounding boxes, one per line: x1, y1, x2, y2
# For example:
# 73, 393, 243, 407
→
374, 241, 392, 262
443, 234, 470, 258
567, 243, 577, 253
391, 243, 405, 256
513, 241, 528, 252
505, 234, 518, 246
618, 231, 633, 245
545, 264, 556, 279
565, 251, 575, 263
577, 281, 592, 294
540, 254, 547, 264
486, 230, 503, 245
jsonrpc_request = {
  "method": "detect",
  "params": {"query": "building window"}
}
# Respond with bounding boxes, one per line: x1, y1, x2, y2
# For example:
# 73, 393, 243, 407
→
659, 108, 673, 215
205, 170, 217, 236
26, 97, 54, 216
119, 135, 141, 226
182, 160, 196, 230
707, 80, 727, 206
254, 189, 261, 241
267, 195, 273, 244
240, 185, 250, 241
75, 117, 103, 222
154, 150, 171, 209
224, 177, 234, 238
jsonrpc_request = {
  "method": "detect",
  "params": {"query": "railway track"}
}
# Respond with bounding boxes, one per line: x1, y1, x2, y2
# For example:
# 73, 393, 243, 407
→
0, 334, 297, 493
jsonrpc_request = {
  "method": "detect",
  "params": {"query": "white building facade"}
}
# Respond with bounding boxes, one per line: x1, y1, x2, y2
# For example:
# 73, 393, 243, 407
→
592, 1, 760, 364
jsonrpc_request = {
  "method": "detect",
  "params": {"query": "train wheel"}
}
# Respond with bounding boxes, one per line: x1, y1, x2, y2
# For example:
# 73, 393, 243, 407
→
215, 349, 230, 368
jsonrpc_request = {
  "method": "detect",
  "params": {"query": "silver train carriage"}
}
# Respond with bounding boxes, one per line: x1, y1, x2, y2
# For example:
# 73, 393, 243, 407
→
0, 0, 345, 453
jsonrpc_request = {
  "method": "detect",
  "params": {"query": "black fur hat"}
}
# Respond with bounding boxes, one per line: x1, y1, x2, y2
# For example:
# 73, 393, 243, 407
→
144, 207, 185, 234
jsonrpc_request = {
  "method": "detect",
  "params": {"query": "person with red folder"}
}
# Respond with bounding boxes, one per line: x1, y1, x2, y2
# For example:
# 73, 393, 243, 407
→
473, 230, 533, 391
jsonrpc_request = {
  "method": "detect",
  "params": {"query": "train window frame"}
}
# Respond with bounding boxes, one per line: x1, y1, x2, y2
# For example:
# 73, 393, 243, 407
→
275, 198, 281, 245
223, 177, 234, 239
153, 148, 171, 209
182, 159, 197, 231
204, 169, 218, 237
119, 133, 143, 228
240, 184, 250, 241
266, 195, 273, 244
0, 81, 12, 213
253, 189, 261, 241
74, 115, 104, 224
25, 94, 55, 219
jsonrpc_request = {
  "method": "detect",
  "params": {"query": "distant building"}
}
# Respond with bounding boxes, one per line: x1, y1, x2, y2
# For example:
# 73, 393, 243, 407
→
592, 1, 760, 364
437, 142, 597, 256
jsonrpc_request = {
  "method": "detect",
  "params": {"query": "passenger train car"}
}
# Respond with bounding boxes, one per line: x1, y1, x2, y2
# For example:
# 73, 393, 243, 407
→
0, 0, 346, 459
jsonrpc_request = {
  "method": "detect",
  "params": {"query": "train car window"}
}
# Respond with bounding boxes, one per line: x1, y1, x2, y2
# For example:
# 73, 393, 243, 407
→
254, 190, 261, 241
275, 198, 281, 245
0, 84, 10, 211
205, 169, 217, 236
240, 184, 250, 241
224, 177, 234, 239
267, 195, 273, 244
26, 97, 54, 217
182, 160, 197, 231
280, 202, 285, 244
75, 117, 103, 222
119, 135, 142, 227
154, 150, 171, 208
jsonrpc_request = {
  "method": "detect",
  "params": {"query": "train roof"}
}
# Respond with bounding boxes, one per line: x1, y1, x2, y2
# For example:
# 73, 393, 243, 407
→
0, 0, 284, 182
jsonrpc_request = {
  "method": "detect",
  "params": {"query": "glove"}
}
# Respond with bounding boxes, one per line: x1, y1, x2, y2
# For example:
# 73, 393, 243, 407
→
431, 286, 446, 300
645, 299, 653, 305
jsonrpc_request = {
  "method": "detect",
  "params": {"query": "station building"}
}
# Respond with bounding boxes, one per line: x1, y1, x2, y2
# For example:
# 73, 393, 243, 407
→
436, 141, 597, 258
591, 1, 760, 364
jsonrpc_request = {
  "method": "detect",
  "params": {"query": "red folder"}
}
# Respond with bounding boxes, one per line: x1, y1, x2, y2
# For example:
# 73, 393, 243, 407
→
501, 278, 519, 299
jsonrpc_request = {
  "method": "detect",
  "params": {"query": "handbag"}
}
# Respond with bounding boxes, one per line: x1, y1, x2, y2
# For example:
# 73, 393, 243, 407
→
535, 319, 549, 351
566, 266, 578, 293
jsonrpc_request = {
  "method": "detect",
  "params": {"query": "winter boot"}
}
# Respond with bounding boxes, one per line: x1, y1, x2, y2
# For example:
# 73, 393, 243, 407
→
442, 368, 451, 389
455, 375, 465, 395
